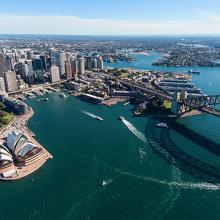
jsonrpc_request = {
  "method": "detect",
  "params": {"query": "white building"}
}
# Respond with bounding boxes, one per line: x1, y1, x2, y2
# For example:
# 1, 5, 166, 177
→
0, 145, 13, 167
50, 65, 60, 83
54, 51, 66, 76
78, 58, 85, 75
4, 71, 18, 92
6, 130, 39, 159
0, 77, 6, 92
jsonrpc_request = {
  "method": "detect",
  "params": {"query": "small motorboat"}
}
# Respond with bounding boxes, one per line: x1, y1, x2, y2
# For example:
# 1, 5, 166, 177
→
156, 122, 168, 128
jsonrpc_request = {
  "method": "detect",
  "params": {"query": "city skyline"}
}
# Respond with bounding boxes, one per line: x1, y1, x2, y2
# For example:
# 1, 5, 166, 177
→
0, 0, 220, 35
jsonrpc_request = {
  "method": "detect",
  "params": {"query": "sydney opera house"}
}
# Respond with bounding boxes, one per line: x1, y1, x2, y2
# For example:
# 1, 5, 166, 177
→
6, 130, 42, 163
0, 129, 50, 180
0, 144, 13, 168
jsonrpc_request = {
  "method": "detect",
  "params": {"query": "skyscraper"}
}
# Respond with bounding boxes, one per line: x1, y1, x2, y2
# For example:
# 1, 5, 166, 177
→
49, 48, 56, 57
46, 57, 55, 71
72, 58, 78, 79
65, 63, 72, 79
0, 77, 6, 92
5, 55, 13, 71
54, 51, 66, 76
4, 71, 18, 92
32, 59, 44, 83
85, 57, 92, 69
22, 61, 35, 84
65, 53, 72, 64
0, 53, 6, 78
40, 55, 47, 70
14, 62, 23, 76
50, 65, 60, 83
92, 58, 98, 69
26, 50, 34, 60
78, 58, 85, 75
97, 56, 104, 69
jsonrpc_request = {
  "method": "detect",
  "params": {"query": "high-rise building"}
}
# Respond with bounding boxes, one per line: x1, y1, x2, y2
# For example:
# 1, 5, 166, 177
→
46, 57, 55, 71
65, 53, 72, 64
14, 62, 23, 76
21, 63, 29, 79
85, 57, 92, 69
97, 56, 104, 69
92, 58, 98, 69
65, 63, 72, 79
54, 51, 65, 76
72, 58, 78, 79
4, 71, 18, 92
50, 65, 60, 83
0, 53, 6, 78
40, 55, 47, 70
0, 77, 6, 92
49, 48, 56, 57
5, 55, 13, 71
78, 58, 85, 75
26, 61, 35, 85
32, 59, 44, 83
26, 50, 34, 60
22, 61, 35, 84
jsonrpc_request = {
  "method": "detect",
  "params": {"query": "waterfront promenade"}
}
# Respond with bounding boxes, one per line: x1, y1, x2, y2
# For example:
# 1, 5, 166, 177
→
0, 108, 52, 181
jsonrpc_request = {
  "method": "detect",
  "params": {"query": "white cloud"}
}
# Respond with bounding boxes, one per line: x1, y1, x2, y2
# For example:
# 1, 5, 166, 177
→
0, 14, 219, 35
197, 10, 220, 22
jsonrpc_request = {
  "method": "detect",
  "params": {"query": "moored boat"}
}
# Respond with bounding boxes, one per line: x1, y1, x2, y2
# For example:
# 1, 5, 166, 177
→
156, 122, 168, 128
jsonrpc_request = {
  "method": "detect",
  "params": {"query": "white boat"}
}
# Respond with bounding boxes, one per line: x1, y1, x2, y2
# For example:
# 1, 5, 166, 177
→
102, 179, 112, 186
95, 116, 104, 121
81, 110, 104, 121
156, 122, 168, 128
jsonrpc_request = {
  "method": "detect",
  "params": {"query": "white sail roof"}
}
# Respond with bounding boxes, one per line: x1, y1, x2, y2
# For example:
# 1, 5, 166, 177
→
6, 130, 24, 151
17, 142, 36, 157
0, 154, 13, 162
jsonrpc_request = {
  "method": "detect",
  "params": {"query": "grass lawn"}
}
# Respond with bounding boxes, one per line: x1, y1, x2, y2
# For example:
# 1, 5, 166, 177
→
163, 101, 172, 109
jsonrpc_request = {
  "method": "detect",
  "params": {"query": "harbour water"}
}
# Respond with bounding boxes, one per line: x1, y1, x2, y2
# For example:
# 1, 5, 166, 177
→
0, 54, 220, 220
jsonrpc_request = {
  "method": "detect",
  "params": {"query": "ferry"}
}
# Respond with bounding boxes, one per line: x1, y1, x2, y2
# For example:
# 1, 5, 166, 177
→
188, 69, 200, 74
81, 110, 104, 121
95, 116, 104, 121
156, 122, 168, 128
123, 101, 130, 106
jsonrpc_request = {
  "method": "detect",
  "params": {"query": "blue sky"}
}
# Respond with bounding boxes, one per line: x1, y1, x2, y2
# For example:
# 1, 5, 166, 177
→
0, 0, 220, 35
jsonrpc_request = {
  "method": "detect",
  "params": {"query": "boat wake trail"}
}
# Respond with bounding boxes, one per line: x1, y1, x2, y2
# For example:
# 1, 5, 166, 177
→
121, 118, 147, 143
81, 110, 103, 120
81, 110, 97, 118
114, 168, 220, 191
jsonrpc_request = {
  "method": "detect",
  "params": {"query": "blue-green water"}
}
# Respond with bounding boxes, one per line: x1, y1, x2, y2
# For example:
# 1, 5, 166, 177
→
1, 54, 220, 220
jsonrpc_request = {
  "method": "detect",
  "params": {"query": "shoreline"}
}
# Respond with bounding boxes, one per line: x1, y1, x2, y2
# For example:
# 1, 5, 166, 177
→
0, 107, 53, 181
